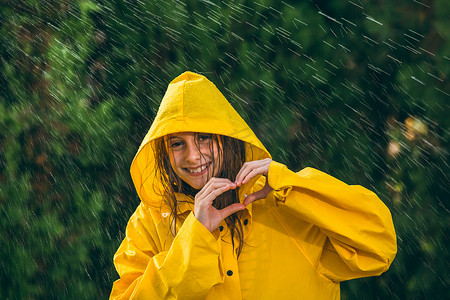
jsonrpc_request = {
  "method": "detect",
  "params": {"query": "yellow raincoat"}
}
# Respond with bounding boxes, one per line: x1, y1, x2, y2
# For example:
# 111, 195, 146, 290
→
111, 71, 397, 299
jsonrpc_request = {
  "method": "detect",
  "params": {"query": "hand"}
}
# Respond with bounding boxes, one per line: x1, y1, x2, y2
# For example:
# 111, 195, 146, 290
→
235, 158, 273, 206
194, 178, 245, 232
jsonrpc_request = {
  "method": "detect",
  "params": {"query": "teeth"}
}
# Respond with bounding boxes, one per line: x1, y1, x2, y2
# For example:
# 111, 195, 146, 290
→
188, 165, 207, 173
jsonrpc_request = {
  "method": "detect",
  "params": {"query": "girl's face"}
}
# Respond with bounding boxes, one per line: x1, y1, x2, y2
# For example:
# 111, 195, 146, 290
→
165, 132, 222, 190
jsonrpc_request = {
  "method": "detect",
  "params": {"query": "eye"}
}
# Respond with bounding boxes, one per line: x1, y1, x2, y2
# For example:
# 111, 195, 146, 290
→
169, 141, 183, 148
198, 134, 212, 142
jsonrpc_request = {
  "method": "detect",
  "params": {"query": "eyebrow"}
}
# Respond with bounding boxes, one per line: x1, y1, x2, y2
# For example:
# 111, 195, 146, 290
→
167, 136, 181, 141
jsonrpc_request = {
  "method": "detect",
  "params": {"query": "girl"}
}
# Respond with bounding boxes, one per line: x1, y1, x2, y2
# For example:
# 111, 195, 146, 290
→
110, 71, 397, 299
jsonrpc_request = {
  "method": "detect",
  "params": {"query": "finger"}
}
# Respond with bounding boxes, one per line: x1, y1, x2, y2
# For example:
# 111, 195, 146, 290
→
234, 162, 250, 186
243, 184, 273, 206
236, 163, 258, 186
203, 180, 236, 198
219, 203, 245, 219
240, 166, 267, 185
243, 190, 266, 206
197, 178, 234, 198
235, 160, 270, 186
199, 177, 231, 192
197, 182, 237, 207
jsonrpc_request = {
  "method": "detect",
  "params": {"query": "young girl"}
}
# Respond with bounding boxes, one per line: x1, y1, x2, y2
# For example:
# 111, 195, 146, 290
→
110, 71, 397, 299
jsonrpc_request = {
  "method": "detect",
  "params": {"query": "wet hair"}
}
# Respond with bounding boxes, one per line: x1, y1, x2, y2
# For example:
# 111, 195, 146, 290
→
153, 132, 247, 257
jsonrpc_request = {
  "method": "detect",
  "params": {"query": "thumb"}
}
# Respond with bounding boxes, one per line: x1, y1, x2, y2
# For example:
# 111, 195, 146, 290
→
243, 190, 266, 206
219, 203, 245, 219
243, 184, 273, 206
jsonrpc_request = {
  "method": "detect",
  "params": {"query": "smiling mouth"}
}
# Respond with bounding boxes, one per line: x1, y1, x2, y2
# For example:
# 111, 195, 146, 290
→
184, 163, 210, 175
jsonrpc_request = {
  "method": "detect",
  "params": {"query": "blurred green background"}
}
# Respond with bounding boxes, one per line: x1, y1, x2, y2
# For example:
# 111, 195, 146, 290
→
1, 0, 448, 299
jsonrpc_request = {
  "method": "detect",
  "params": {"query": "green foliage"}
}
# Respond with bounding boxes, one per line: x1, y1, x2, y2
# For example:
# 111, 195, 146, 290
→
1, 0, 448, 299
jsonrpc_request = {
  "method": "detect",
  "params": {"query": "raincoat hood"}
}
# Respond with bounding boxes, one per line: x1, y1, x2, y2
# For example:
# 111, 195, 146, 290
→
130, 71, 271, 207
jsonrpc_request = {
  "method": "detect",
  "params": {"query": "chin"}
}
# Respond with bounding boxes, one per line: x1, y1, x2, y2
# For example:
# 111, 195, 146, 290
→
180, 170, 215, 190
190, 182, 206, 190
180, 178, 203, 190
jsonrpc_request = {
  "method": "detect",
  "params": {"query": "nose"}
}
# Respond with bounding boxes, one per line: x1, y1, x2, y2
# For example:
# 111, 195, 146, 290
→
185, 141, 201, 164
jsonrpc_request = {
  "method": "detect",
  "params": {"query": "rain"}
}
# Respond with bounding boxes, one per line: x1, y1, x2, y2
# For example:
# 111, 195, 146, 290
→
1, 0, 448, 299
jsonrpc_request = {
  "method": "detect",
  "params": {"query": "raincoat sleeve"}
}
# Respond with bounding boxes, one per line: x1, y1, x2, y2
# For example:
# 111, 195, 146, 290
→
267, 161, 397, 283
110, 203, 224, 299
